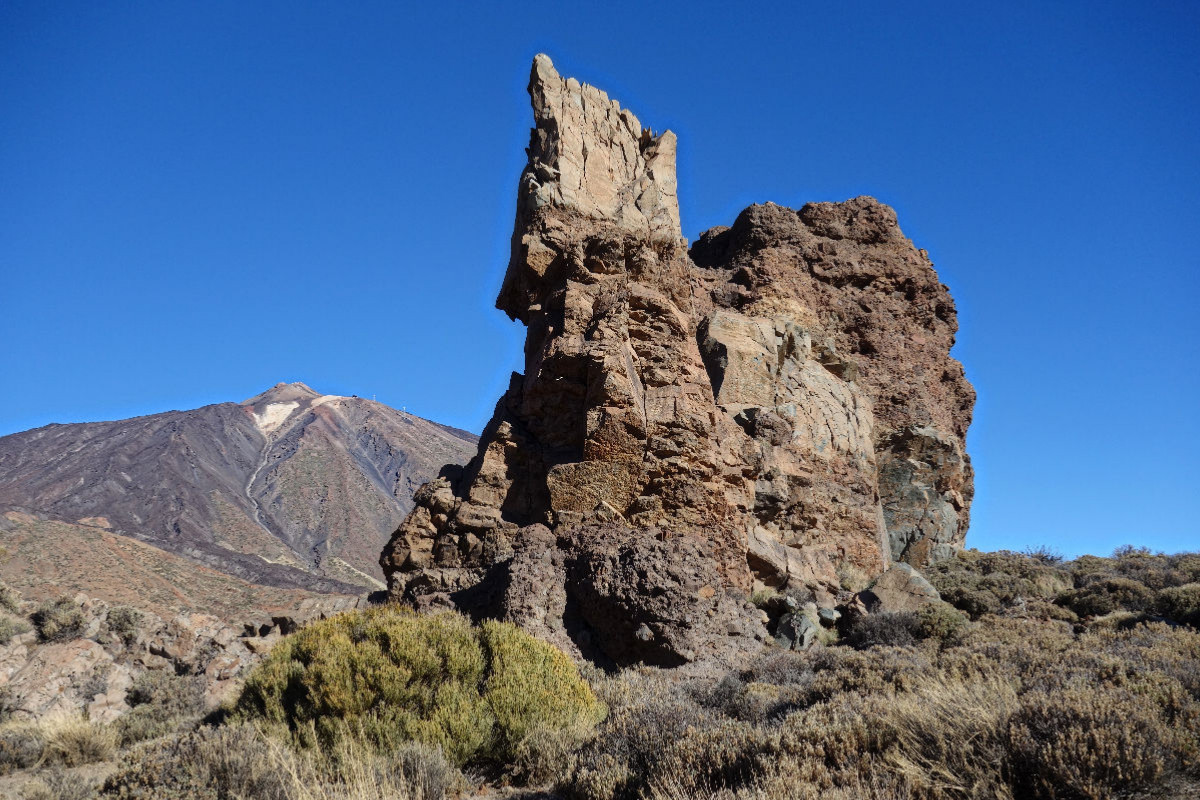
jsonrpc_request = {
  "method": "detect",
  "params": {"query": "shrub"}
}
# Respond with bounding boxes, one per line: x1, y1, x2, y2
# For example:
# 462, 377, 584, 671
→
1056, 577, 1156, 618
31, 597, 86, 643
913, 602, 969, 647
929, 549, 1072, 620
234, 606, 603, 767
0, 722, 45, 775
0, 580, 19, 613
105, 606, 142, 645
1157, 583, 1200, 626
1023, 545, 1064, 565
116, 672, 208, 746
1007, 686, 1188, 799
844, 612, 918, 649
0, 613, 31, 645
41, 716, 117, 767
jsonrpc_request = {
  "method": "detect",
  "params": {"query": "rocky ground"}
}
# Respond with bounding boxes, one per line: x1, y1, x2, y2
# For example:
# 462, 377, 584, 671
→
0, 578, 360, 725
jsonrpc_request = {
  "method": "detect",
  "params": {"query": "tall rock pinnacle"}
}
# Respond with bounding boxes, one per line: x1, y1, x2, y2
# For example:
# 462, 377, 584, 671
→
381, 56, 975, 667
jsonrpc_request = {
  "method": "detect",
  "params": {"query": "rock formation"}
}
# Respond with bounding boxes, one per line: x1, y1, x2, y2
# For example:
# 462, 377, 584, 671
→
382, 55, 974, 666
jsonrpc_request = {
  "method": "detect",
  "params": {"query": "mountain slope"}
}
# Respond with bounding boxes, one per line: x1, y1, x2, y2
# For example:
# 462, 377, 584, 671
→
0, 512, 358, 621
0, 383, 477, 592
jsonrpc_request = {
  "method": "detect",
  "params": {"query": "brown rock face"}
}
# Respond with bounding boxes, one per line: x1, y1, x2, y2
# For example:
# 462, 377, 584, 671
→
381, 56, 974, 666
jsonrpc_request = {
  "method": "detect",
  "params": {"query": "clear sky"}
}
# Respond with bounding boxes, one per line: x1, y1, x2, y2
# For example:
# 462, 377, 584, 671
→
2, 1, 1196, 557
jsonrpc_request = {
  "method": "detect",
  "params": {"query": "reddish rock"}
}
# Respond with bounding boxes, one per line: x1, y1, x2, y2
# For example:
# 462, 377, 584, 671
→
382, 56, 974, 667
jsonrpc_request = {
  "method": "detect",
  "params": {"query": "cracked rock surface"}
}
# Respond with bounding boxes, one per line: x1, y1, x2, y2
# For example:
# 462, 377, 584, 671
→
382, 55, 974, 667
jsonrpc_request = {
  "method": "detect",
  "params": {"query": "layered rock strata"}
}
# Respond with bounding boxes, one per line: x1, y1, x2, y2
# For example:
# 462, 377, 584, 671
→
382, 56, 974, 666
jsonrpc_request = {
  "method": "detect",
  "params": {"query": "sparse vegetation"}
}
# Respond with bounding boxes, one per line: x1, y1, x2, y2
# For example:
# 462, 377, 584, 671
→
3, 547, 1197, 799
0, 612, 31, 645
104, 606, 142, 645
0, 722, 46, 775
115, 672, 208, 746
0, 579, 20, 613
30, 597, 86, 643
19, 767, 99, 800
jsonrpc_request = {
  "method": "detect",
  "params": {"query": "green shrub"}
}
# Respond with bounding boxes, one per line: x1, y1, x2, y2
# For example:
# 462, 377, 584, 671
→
1157, 583, 1200, 626
913, 601, 970, 647
31, 597, 86, 643
0, 613, 31, 645
929, 549, 1071, 620
106, 606, 142, 645
1056, 577, 1156, 618
233, 606, 603, 767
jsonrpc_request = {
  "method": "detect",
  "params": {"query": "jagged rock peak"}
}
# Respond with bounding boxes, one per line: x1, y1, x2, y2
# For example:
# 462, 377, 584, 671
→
497, 54, 684, 323
381, 56, 975, 669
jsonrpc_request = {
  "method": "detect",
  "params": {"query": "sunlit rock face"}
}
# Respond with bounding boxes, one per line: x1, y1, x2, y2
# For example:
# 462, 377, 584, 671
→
382, 55, 974, 667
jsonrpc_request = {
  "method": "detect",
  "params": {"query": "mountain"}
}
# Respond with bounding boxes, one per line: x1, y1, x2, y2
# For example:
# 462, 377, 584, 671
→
0, 383, 477, 593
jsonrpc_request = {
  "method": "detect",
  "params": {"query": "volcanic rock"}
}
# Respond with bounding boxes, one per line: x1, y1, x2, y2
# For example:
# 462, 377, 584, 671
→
381, 56, 974, 667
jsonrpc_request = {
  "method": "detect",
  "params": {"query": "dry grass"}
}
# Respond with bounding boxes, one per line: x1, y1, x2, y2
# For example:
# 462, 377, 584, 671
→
100, 721, 457, 799
13, 547, 1199, 800
30, 597, 86, 643
40, 716, 118, 768
558, 548, 1200, 800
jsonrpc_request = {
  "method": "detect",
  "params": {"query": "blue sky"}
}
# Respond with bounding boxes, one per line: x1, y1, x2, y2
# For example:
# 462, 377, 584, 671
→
2, 1, 1196, 557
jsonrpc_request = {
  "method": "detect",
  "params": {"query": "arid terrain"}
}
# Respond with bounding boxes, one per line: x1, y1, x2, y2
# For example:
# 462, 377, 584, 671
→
0, 382, 476, 593
1, 55, 1195, 800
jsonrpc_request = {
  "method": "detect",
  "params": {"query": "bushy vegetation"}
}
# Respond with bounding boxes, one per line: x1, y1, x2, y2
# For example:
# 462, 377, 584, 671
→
30, 597, 86, 643
559, 619, 1200, 799
842, 603, 968, 650
101, 722, 457, 800
0, 612, 31, 645
0, 579, 20, 613
930, 545, 1200, 630
104, 606, 142, 646
234, 606, 604, 767
3, 547, 1197, 800
545, 547, 1200, 800
114, 672, 208, 746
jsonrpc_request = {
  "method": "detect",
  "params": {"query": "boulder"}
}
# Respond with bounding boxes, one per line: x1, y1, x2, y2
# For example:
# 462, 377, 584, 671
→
861, 563, 942, 613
